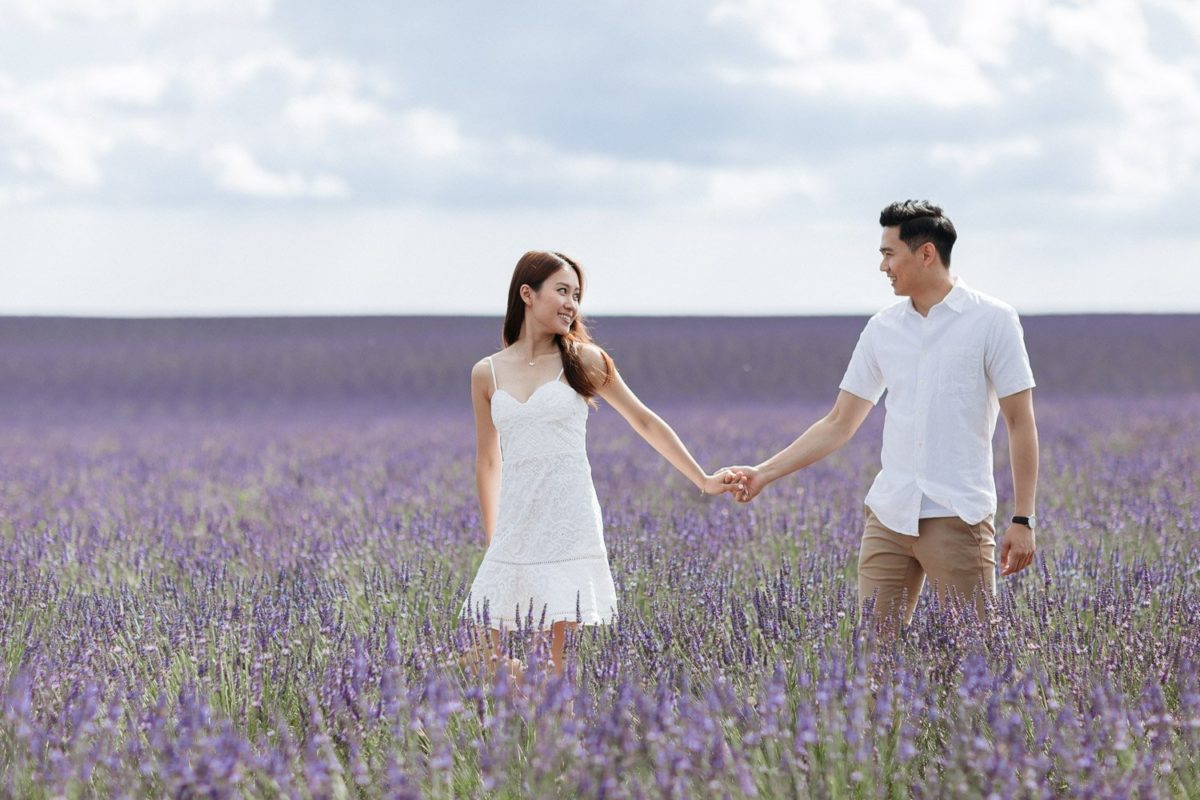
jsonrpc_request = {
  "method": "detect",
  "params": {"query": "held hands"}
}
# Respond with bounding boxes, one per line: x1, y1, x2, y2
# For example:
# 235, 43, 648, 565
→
719, 465, 764, 503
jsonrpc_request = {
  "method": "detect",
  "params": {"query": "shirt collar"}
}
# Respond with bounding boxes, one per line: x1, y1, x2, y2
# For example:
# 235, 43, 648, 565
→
942, 277, 968, 312
906, 276, 968, 317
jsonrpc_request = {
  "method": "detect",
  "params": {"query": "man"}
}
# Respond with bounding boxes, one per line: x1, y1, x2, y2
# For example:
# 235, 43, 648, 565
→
725, 200, 1039, 628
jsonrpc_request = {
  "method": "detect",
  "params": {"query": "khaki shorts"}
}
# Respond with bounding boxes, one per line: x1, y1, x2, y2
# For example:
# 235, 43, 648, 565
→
857, 506, 996, 627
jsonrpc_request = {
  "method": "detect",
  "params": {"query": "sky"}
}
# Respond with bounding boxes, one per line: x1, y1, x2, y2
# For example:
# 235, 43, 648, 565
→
1, 0, 1199, 317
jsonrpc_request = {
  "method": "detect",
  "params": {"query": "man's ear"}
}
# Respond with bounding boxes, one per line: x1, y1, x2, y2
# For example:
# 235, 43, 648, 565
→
921, 242, 938, 267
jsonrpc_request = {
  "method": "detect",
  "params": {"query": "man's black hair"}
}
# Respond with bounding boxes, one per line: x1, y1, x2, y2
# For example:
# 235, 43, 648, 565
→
879, 200, 957, 267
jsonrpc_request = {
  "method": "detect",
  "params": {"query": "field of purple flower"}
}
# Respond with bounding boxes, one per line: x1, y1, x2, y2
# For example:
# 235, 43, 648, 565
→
2, 315, 1199, 798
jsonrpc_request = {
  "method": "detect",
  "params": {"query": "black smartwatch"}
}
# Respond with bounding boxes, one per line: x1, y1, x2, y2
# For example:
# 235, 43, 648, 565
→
1011, 515, 1036, 530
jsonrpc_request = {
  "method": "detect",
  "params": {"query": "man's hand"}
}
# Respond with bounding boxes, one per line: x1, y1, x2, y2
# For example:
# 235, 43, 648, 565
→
999, 522, 1036, 576
721, 465, 765, 503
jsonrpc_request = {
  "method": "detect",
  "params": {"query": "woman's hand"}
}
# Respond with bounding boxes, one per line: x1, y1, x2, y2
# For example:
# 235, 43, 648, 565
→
701, 468, 742, 496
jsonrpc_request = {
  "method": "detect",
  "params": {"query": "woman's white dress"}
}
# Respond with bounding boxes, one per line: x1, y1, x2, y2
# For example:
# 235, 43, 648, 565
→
464, 358, 618, 629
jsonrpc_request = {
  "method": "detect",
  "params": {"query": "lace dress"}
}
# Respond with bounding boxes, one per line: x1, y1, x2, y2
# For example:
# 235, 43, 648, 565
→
463, 357, 618, 629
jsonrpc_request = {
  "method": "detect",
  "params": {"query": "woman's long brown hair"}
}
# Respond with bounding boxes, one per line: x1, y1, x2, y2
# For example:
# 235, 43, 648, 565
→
502, 251, 612, 404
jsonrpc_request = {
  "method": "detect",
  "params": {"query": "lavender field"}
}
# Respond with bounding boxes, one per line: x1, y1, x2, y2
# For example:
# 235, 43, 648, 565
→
2, 314, 1199, 798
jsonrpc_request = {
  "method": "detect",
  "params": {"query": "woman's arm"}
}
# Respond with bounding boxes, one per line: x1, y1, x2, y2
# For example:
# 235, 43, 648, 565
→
584, 345, 731, 495
471, 360, 502, 545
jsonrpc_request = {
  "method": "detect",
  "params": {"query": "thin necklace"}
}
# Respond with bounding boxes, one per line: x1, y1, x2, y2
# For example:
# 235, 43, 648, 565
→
526, 340, 557, 366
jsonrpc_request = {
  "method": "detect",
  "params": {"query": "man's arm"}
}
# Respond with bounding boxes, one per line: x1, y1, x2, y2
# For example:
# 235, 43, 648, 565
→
998, 388, 1039, 575
727, 390, 875, 502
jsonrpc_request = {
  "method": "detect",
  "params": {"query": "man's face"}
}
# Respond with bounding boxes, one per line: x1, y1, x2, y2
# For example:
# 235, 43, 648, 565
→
879, 226, 922, 297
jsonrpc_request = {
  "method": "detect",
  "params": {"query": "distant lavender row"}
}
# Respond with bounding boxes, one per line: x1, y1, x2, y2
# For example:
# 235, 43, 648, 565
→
2, 315, 1198, 422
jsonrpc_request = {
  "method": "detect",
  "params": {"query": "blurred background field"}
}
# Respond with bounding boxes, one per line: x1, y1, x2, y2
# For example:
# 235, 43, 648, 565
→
1, 314, 1199, 798
4, 314, 1199, 419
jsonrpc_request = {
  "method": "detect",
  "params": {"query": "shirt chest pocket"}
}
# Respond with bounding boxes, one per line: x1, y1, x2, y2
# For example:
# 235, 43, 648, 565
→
939, 344, 986, 397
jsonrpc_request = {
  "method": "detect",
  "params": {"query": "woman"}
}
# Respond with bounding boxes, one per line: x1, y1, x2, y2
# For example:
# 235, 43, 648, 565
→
464, 250, 735, 678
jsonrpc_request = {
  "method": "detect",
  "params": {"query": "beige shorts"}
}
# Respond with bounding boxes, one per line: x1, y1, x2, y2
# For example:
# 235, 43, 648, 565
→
857, 506, 996, 627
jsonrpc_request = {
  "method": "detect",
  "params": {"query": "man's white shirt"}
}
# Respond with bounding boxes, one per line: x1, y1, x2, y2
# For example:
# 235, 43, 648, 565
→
839, 278, 1035, 536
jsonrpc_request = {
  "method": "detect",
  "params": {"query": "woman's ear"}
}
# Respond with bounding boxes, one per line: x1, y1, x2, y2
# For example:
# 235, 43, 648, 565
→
520, 284, 534, 305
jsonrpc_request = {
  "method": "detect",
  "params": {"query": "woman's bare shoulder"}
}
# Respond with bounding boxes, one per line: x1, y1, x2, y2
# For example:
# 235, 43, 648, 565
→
471, 353, 505, 387
572, 341, 613, 381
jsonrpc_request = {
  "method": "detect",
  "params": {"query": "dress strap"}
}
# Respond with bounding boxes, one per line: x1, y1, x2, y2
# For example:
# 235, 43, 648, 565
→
486, 356, 498, 391
556, 367, 565, 382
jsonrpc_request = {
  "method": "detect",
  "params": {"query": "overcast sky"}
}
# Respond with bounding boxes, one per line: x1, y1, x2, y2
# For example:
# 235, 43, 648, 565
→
2, 0, 1198, 316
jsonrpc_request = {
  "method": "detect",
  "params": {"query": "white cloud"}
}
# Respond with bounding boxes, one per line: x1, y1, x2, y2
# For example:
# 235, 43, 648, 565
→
181, 49, 373, 105
0, 46, 401, 198
286, 91, 384, 131
0, 95, 114, 185
0, 182, 48, 207
0, 0, 273, 29
1150, 0, 1200, 37
0, 62, 168, 188
482, 138, 690, 203
397, 109, 465, 158
708, 0, 837, 62
1094, 56, 1200, 204
479, 139, 823, 214
930, 137, 1041, 176
1040, 0, 1200, 207
708, 0, 1003, 107
711, 0, 1200, 208
1043, 0, 1144, 58
958, 0, 1048, 67
60, 63, 169, 106
226, 49, 319, 89
206, 144, 348, 199
723, 53, 999, 108
706, 166, 821, 211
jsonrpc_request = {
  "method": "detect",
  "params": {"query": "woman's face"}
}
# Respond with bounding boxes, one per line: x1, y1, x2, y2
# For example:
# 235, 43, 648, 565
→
525, 265, 580, 336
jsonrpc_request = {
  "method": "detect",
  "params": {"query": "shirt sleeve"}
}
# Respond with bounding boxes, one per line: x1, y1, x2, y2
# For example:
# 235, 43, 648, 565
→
839, 320, 886, 404
986, 307, 1036, 398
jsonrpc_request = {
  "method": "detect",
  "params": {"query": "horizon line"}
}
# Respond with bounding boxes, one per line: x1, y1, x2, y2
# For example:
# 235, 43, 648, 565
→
3, 309, 1199, 321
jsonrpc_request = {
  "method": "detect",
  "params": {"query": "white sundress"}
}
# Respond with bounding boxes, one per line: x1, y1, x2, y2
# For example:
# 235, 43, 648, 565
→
463, 357, 618, 629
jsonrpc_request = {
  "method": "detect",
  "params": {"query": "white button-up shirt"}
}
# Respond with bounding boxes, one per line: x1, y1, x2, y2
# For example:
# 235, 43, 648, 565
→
839, 279, 1035, 536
